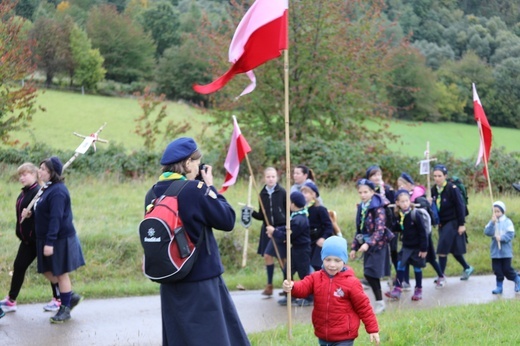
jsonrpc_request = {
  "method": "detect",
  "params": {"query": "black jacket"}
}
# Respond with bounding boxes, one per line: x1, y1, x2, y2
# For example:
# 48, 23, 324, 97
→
252, 183, 286, 227
431, 182, 466, 226
15, 182, 40, 243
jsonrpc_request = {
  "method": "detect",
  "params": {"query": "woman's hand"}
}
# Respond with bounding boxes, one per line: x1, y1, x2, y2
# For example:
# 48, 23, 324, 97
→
266, 225, 275, 238
44, 245, 54, 257
349, 250, 357, 260
21, 208, 32, 220
418, 251, 427, 258
316, 237, 325, 247
201, 164, 213, 187
359, 243, 369, 253
458, 225, 466, 235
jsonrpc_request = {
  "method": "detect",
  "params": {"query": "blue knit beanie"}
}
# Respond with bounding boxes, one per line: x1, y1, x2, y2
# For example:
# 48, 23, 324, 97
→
321, 236, 348, 264
303, 181, 320, 197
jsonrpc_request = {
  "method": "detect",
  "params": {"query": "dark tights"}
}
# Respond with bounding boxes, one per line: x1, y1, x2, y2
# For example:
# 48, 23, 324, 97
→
365, 275, 382, 301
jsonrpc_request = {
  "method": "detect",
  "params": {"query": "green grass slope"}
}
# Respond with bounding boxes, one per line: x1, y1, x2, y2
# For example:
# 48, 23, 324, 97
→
7, 90, 520, 158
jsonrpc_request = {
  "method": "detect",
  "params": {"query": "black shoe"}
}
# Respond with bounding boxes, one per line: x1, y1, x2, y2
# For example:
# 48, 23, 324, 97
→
279, 291, 287, 297
50, 305, 71, 324
0, 308, 5, 319
70, 292, 83, 310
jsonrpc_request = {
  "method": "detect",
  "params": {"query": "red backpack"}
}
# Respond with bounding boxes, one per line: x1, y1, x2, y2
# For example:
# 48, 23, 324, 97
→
139, 180, 205, 283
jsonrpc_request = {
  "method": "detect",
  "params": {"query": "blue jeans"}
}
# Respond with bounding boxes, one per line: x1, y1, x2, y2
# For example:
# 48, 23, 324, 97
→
319, 339, 354, 346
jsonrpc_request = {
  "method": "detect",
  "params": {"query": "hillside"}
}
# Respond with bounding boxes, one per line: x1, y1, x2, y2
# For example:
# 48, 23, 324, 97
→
8, 90, 520, 158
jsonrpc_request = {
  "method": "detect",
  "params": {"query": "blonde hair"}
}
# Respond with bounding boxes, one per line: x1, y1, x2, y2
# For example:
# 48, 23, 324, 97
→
17, 162, 41, 185
300, 185, 320, 206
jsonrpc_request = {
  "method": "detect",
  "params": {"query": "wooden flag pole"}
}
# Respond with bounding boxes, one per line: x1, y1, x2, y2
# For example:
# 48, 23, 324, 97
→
426, 142, 432, 199
241, 176, 253, 267
478, 121, 499, 249
21, 123, 108, 223
244, 154, 285, 269
283, 47, 292, 338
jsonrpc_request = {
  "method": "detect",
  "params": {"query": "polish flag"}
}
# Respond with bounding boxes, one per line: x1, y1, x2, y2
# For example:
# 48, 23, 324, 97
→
220, 116, 252, 193
472, 83, 492, 178
193, 0, 288, 96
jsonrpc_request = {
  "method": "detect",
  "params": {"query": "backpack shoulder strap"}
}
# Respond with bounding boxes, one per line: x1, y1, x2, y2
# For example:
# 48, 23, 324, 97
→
411, 208, 417, 223
163, 180, 189, 197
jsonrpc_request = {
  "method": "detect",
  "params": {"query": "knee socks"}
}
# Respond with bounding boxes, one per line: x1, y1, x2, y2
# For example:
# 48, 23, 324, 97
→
60, 291, 72, 308
266, 264, 274, 285
413, 268, 423, 288
439, 256, 448, 274
51, 282, 61, 300
454, 255, 469, 270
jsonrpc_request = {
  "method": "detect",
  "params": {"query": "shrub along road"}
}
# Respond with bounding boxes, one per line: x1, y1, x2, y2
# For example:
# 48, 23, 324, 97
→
0, 274, 517, 345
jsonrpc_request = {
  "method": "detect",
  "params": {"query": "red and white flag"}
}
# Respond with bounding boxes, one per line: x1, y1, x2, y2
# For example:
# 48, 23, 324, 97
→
472, 83, 492, 177
193, 0, 288, 96
220, 116, 252, 193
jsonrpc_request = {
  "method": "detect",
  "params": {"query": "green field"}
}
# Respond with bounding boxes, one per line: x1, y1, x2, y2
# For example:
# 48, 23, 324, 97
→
7, 90, 520, 158
9, 90, 211, 151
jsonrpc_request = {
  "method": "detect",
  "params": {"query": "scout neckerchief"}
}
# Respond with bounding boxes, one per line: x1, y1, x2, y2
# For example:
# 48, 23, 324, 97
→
306, 199, 315, 209
399, 208, 411, 231
360, 199, 372, 231
291, 208, 308, 219
435, 181, 447, 211
159, 172, 186, 181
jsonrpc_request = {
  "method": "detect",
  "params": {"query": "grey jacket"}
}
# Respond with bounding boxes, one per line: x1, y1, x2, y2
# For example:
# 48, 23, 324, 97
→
484, 215, 515, 258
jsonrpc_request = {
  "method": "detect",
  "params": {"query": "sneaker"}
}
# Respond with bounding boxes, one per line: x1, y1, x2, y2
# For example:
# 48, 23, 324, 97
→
50, 305, 71, 323
70, 293, 83, 310
461, 266, 474, 280
514, 277, 520, 294
0, 296, 17, 313
435, 276, 446, 288
0, 308, 5, 319
412, 287, 423, 301
295, 298, 313, 307
374, 300, 385, 314
401, 282, 412, 291
277, 297, 296, 306
384, 286, 402, 300
43, 298, 61, 312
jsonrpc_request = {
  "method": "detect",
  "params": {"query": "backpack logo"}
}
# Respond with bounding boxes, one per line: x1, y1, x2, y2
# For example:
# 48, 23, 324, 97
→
139, 181, 203, 283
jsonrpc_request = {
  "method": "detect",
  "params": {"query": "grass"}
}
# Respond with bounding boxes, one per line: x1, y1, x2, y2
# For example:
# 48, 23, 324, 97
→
6, 89, 211, 152
5, 90, 520, 158
249, 300, 520, 345
1, 169, 519, 303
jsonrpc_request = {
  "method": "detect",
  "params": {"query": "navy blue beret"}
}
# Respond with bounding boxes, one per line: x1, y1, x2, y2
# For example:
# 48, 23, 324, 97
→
290, 191, 307, 208
357, 178, 376, 191
395, 189, 411, 199
400, 172, 414, 185
160, 137, 198, 165
365, 165, 381, 179
50, 156, 63, 176
303, 181, 320, 197
433, 164, 448, 175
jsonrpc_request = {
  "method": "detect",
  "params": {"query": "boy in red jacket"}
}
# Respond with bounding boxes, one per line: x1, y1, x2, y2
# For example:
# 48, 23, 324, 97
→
283, 236, 380, 345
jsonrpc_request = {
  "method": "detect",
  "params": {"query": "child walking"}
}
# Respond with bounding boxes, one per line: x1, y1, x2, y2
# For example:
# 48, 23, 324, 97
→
385, 190, 428, 301
484, 201, 520, 294
267, 191, 312, 306
283, 236, 380, 346
350, 179, 393, 314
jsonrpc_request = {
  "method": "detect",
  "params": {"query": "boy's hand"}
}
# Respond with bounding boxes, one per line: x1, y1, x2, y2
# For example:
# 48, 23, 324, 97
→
282, 279, 293, 292
370, 332, 380, 345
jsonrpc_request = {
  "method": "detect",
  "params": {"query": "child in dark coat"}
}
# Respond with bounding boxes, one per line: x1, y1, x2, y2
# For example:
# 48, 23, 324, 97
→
385, 190, 428, 301
267, 191, 311, 306
283, 236, 380, 345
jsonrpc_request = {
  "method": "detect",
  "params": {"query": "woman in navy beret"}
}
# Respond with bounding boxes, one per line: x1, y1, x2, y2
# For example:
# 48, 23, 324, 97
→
32, 157, 84, 323
145, 137, 250, 346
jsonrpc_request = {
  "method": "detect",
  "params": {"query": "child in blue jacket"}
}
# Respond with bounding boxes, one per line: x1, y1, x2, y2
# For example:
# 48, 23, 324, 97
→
484, 201, 520, 294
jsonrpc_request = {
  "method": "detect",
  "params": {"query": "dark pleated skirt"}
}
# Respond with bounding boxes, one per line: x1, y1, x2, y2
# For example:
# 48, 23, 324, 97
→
37, 234, 86, 276
160, 276, 250, 346
363, 244, 391, 278
437, 219, 467, 255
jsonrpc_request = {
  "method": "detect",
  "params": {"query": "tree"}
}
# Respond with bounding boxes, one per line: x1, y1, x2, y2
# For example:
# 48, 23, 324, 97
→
141, 1, 181, 57
156, 40, 210, 104
86, 4, 155, 83
30, 16, 73, 86
492, 58, 520, 128
15, 0, 39, 20
198, 0, 402, 143
0, 2, 38, 144
134, 86, 191, 151
70, 24, 105, 90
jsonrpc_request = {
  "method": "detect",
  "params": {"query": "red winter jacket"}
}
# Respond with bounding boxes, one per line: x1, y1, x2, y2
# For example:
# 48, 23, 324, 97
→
291, 267, 379, 342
